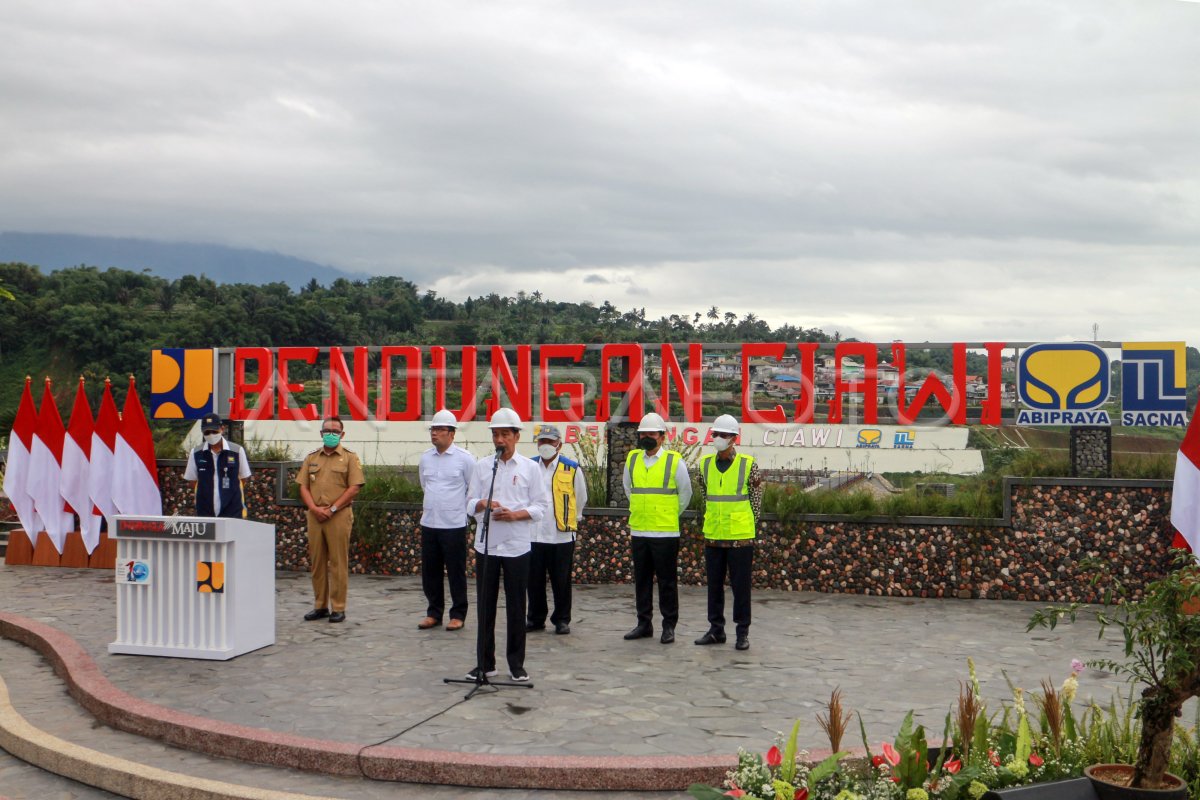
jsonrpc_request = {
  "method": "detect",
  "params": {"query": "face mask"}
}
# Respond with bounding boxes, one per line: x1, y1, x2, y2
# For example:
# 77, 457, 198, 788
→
637, 436, 657, 451
322, 432, 341, 448
713, 436, 732, 452
537, 444, 558, 460
204, 433, 222, 446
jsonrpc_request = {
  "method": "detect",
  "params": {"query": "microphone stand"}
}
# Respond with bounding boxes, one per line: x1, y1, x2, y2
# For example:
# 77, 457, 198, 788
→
444, 446, 534, 699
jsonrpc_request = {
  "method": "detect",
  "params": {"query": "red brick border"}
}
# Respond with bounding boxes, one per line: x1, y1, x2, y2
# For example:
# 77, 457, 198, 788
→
0, 612, 730, 790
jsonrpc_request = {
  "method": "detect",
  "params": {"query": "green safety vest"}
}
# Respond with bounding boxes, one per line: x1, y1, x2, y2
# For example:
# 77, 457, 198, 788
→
625, 449, 682, 532
700, 453, 756, 540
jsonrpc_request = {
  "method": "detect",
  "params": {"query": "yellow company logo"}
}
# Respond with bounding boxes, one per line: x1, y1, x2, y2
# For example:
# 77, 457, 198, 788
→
196, 561, 225, 593
856, 429, 882, 447
151, 348, 214, 419
1017, 343, 1109, 411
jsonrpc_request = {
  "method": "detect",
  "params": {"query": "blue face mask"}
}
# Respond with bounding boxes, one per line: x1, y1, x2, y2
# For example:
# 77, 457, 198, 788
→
322, 432, 341, 448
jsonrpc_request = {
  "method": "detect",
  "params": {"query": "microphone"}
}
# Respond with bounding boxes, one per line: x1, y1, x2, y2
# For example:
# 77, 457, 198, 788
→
495, 445, 506, 454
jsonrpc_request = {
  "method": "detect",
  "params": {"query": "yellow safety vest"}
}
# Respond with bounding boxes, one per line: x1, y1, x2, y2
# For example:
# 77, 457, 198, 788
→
625, 449, 682, 532
551, 456, 580, 532
700, 453, 756, 540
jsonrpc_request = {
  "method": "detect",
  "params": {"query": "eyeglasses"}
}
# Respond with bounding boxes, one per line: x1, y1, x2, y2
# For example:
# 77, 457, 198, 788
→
713, 432, 736, 439
320, 429, 341, 436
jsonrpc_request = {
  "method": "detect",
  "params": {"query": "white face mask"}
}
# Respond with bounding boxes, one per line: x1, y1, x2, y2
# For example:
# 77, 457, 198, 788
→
712, 436, 732, 452
537, 444, 558, 461
204, 433, 223, 446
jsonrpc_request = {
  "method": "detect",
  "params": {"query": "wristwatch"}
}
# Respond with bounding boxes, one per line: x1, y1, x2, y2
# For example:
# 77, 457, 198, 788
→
330, 504, 338, 513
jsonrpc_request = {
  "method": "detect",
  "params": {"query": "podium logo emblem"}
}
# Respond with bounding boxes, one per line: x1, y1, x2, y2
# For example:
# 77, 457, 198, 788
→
197, 561, 225, 593
117, 559, 152, 585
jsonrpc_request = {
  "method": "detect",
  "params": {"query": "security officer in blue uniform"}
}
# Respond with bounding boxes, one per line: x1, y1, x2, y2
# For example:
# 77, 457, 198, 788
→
183, 412, 251, 518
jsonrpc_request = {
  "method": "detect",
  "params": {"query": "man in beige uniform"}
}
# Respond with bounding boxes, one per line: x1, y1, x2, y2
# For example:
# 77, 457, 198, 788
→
297, 416, 365, 623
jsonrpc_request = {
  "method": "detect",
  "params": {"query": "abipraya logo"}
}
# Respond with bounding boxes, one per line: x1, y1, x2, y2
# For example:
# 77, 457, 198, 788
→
1016, 343, 1112, 426
856, 429, 882, 448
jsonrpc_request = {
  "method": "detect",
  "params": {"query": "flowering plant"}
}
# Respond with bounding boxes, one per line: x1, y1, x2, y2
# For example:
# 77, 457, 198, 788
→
688, 721, 847, 800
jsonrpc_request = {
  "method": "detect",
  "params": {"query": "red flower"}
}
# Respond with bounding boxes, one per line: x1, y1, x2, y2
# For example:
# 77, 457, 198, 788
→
944, 757, 962, 774
766, 745, 783, 768
795, 789, 808, 800
882, 742, 901, 766
724, 791, 746, 798
871, 754, 887, 769
989, 749, 1001, 767
1029, 753, 1044, 767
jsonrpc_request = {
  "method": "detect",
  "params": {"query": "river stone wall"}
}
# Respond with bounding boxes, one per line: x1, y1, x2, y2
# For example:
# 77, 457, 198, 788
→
158, 462, 1175, 603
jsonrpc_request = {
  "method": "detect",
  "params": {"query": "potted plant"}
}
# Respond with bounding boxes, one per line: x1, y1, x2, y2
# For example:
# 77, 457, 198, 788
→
1026, 550, 1200, 798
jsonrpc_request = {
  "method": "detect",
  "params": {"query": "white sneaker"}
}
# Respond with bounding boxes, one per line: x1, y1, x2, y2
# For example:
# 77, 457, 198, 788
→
465, 666, 498, 680
509, 667, 530, 682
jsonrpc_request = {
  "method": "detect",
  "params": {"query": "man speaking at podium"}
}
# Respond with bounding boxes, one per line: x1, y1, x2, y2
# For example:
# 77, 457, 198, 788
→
184, 412, 251, 518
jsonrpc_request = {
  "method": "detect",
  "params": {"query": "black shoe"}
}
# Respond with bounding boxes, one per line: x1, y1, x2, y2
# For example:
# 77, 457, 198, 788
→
735, 635, 749, 651
465, 666, 498, 680
660, 624, 675, 644
304, 608, 329, 621
510, 667, 530, 682
624, 624, 653, 640
525, 620, 546, 632
329, 611, 346, 623
554, 622, 570, 635
694, 630, 726, 645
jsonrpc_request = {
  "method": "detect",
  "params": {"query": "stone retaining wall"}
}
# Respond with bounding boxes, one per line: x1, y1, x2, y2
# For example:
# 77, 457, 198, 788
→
158, 461, 1175, 603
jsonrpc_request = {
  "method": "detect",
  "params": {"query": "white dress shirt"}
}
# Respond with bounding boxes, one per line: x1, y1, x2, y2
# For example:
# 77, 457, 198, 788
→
466, 453, 549, 557
622, 449, 693, 538
418, 444, 476, 529
532, 455, 589, 545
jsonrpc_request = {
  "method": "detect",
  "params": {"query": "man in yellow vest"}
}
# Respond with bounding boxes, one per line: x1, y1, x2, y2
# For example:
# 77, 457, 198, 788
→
695, 414, 762, 651
527, 424, 588, 635
622, 412, 692, 644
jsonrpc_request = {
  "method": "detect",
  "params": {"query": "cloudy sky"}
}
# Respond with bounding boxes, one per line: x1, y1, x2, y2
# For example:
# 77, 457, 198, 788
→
2, 0, 1198, 344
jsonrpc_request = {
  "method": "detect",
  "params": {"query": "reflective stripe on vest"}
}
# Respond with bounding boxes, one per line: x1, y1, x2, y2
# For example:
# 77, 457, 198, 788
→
626, 449, 681, 532
701, 453, 755, 540
552, 456, 579, 533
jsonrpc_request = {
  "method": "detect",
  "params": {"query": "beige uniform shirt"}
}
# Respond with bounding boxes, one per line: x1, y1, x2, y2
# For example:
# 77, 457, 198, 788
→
296, 445, 366, 505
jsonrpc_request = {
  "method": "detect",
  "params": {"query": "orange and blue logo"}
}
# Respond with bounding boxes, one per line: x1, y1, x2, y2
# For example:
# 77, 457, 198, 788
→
1120, 342, 1187, 426
893, 430, 916, 449
196, 561, 225, 593
1016, 343, 1111, 425
151, 348, 214, 419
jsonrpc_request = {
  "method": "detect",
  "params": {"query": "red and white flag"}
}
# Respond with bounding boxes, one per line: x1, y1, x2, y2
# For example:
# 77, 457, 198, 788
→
1170, 400, 1200, 559
111, 377, 161, 517
28, 379, 73, 552
62, 377, 102, 553
89, 379, 120, 528
3, 376, 43, 537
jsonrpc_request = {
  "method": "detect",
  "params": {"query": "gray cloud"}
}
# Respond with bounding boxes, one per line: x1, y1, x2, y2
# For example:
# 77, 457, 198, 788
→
1, 0, 1197, 344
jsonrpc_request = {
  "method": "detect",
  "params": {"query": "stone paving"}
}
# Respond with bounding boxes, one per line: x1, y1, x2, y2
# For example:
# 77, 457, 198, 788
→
0, 561, 1150, 797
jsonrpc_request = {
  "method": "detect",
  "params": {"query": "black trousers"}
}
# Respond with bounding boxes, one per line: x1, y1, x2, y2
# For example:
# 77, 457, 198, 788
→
421, 525, 469, 622
475, 551, 529, 675
705, 544, 753, 636
631, 535, 679, 629
528, 540, 575, 626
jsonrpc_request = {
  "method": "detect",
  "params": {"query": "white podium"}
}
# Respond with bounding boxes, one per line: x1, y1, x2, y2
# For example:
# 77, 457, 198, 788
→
108, 515, 275, 660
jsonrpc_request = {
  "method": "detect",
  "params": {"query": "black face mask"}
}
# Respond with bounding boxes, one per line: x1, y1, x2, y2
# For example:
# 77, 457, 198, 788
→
637, 436, 657, 451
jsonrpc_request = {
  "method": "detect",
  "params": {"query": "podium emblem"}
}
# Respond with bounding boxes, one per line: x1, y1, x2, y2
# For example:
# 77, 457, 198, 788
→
197, 561, 226, 593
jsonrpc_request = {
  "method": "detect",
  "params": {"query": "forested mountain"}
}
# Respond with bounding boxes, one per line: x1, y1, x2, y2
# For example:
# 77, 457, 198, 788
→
0, 262, 832, 425
0, 232, 360, 288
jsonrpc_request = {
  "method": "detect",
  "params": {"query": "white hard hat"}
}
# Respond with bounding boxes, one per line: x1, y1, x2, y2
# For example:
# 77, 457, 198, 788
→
429, 409, 458, 429
711, 414, 740, 435
637, 412, 667, 433
488, 407, 524, 430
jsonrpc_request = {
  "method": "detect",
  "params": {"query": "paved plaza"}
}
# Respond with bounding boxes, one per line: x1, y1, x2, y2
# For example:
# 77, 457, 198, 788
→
0, 561, 1141, 799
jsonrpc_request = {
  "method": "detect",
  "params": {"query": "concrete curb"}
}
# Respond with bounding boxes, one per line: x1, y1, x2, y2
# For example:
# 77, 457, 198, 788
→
0, 672, 343, 800
0, 612, 730, 790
